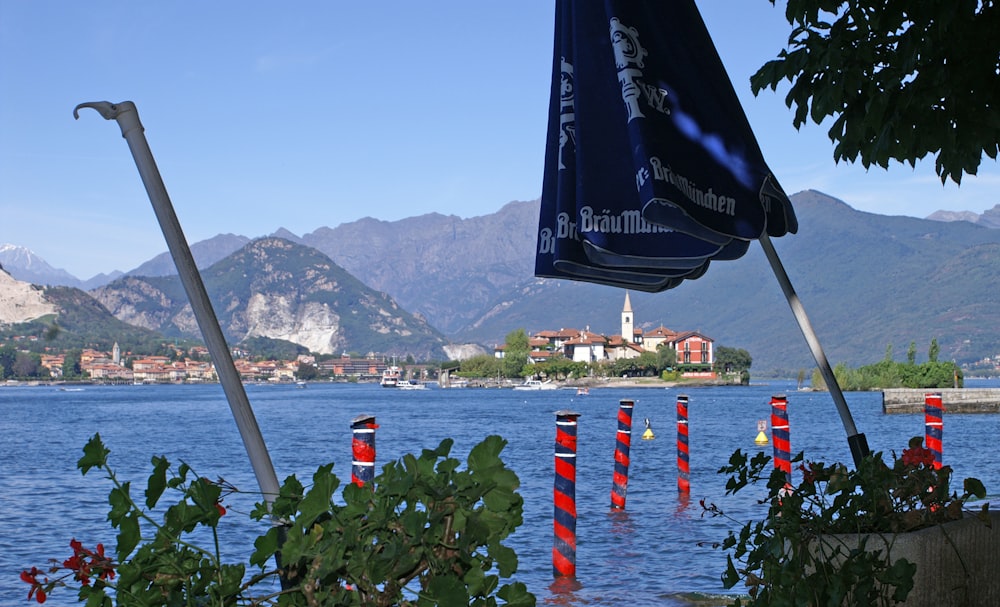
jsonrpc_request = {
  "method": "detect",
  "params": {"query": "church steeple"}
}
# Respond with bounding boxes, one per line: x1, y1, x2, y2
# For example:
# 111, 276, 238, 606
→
622, 292, 634, 343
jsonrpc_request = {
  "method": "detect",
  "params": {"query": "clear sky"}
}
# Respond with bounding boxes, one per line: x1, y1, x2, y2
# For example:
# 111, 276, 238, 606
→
2, 1, 998, 279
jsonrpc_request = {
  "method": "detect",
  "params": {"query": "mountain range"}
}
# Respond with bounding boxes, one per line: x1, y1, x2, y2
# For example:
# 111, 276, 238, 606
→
94, 237, 451, 360
2, 191, 999, 373
926, 206, 1000, 228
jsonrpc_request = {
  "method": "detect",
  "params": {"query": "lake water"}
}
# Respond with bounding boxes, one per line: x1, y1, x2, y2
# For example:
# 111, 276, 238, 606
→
2, 380, 998, 605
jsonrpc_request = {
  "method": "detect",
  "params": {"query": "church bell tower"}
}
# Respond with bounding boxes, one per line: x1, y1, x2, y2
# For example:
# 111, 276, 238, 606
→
622, 292, 634, 343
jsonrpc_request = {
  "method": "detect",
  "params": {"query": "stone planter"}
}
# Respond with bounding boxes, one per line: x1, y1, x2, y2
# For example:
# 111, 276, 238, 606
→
815, 511, 1000, 607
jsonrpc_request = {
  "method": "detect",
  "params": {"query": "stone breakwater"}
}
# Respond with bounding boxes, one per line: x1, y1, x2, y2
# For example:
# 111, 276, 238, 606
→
882, 388, 1000, 414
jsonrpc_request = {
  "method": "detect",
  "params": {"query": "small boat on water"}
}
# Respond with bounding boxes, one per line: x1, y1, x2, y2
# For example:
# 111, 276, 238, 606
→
397, 379, 427, 390
380, 365, 401, 388
513, 379, 558, 391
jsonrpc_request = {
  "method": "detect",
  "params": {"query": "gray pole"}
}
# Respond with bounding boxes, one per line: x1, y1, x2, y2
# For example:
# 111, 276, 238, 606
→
74, 101, 282, 504
759, 232, 869, 466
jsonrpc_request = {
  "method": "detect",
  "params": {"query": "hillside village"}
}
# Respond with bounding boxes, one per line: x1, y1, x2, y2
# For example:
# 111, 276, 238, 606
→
496, 293, 718, 379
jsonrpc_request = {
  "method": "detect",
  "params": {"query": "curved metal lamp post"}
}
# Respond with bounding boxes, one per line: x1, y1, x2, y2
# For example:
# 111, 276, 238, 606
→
73, 101, 282, 505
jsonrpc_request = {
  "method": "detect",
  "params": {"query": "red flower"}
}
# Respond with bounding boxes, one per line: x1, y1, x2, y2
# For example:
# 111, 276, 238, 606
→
901, 446, 935, 468
19, 569, 36, 584
63, 539, 115, 586
19, 567, 47, 603
215, 502, 227, 517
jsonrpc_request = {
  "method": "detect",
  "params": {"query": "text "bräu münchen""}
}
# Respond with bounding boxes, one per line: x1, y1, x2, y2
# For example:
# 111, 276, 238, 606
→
537, 207, 675, 254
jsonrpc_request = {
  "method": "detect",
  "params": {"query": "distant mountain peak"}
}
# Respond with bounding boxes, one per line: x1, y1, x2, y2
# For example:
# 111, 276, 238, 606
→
93, 236, 448, 358
270, 227, 302, 243
926, 204, 1000, 229
126, 233, 251, 277
0, 243, 81, 287
926, 210, 981, 223
980, 204, 1000, 229
1, 243, 49, 270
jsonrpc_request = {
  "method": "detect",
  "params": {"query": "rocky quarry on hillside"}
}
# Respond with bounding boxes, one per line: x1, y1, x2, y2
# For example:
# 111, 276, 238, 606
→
0, 269, 56, 324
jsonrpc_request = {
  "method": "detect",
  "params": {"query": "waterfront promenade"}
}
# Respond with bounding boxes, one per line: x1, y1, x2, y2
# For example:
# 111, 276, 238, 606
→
882, 388, 1000, 413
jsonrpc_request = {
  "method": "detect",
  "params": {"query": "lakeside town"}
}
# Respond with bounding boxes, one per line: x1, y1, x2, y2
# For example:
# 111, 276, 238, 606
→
8, 342, 397, 386
4, 292, 999, 388
1, 294, 745, 387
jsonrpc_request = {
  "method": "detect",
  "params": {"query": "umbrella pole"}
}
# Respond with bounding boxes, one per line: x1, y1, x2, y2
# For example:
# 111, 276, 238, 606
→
758, 232, 870, 466
73, 101, 283, 503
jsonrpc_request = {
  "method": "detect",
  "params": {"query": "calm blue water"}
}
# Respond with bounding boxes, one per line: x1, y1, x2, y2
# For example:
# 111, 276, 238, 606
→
2, 380, 998, 605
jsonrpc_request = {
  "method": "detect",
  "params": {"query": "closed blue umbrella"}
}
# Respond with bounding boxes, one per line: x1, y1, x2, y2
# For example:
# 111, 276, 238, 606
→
570, 0, 749, 246
535, 0, 742, 290
609, 0, 797, 239
534, 0, 869, 465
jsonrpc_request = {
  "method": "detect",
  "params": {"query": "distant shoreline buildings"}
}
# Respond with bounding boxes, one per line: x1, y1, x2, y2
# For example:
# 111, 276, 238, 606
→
31, 342, 413, 384
496, 293, 716, 378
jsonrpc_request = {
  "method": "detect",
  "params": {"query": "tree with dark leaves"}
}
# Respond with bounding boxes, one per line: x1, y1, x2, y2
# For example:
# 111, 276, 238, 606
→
753, 1, 999, 184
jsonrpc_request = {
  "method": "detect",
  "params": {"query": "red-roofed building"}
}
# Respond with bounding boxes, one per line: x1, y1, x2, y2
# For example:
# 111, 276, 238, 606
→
642, 325, 678, 352
562, 330, 608, 363
501, 292, 716, 377
528, 349, 560, 363
88, 363, 134, 382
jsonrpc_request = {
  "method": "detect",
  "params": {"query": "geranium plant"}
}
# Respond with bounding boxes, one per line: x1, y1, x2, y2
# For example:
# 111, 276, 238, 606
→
21, 433, 535, 607
704, 437, 989, 607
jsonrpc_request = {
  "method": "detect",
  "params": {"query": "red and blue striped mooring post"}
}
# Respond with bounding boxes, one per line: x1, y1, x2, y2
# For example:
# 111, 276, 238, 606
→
924, 393, 944, 469
770, 395, 791, 482
677, 395, 690, 493
554, 410, 580, 577
351, 414, 378, 487
611, 399, 635, 510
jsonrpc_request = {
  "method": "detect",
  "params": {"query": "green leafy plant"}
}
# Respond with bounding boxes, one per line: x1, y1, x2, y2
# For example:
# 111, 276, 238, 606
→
20, 434, 535, 606
704, 438, 988, 607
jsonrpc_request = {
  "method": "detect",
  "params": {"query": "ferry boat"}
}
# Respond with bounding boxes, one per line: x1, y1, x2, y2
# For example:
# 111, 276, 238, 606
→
380, 365, 401, 388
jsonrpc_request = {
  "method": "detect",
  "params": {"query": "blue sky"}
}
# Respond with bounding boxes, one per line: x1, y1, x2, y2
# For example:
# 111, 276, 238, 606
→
2, 1, 998, 279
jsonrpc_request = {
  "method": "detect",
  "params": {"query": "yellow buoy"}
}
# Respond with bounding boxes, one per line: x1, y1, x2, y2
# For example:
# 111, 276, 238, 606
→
641, 417, 655, 440
754, 431, 769, 445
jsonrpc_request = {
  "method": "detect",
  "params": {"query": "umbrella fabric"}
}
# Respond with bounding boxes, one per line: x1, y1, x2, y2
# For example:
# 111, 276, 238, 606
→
570, 0, 738, 250
601, 0, 797, 239
534, 0, 797, 292
535, 0, 721, 292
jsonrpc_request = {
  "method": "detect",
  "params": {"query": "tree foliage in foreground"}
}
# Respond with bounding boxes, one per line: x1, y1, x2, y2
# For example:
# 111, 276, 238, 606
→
753, 0, 1000, 184
22, 434, 534, 606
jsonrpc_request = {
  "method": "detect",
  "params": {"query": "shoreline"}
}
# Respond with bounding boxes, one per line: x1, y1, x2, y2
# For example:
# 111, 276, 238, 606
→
1, 377, 741, 389
564, 377, 736, 389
